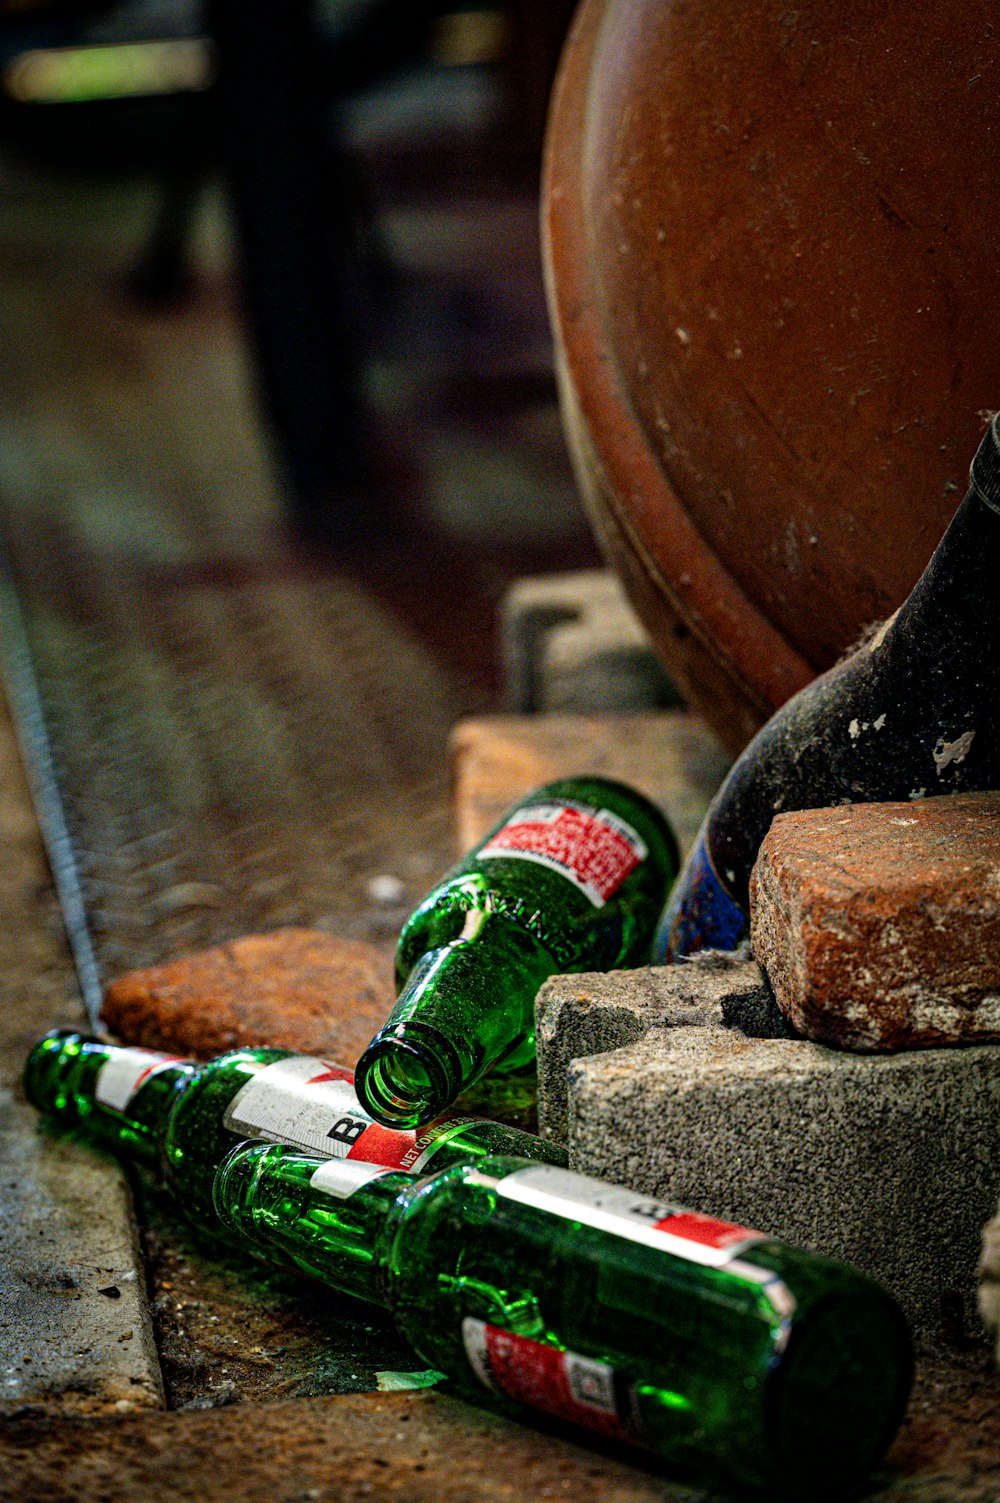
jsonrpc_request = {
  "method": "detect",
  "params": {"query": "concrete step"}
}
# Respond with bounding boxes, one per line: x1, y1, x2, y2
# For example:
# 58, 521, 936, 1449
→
535, 958, 998, 1344
0, 687, 164, 1416
500, 569, 680, 714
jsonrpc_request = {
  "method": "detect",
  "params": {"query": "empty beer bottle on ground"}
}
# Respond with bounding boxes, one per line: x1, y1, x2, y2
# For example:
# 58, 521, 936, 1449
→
659, 415, 1000, 959
22, 1030, 566, 1223
215, 1145, 913, 1498
355, 776, 679, 1130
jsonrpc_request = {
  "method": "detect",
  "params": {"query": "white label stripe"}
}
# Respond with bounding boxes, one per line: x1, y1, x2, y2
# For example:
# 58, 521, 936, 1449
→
222, 1056, 371, 1158
309, 1158, 394, 1198
95, 1049, 184, 1112
498, 1177, 750, 1266
494, 1167, 798, 1318
461, 1318, 498, 1393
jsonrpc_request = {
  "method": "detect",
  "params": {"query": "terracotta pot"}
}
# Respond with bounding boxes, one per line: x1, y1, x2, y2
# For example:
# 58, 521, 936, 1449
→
543, 0, 1000, 754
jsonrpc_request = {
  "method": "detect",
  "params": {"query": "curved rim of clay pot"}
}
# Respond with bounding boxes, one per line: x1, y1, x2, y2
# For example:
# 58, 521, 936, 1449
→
540, 0, 815, 748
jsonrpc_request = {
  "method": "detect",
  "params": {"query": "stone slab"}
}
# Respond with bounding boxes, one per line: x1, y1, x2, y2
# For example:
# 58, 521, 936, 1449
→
565, 1024, 1000, 1342
500, 568, 679, 713
534, 952, 793, 1144
0, 685, 164, 1416
448, 711, 730, 858
751, 792, 1000, 1050
0, 1096, 164, 1416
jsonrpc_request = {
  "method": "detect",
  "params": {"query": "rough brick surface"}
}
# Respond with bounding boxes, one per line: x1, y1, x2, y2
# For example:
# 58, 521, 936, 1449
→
534, 952, 792, 1143
449, 711, 730, 858
566, 1024, 1000, 1341
750, 791, 1000, 1050
101, 927, 395, 1063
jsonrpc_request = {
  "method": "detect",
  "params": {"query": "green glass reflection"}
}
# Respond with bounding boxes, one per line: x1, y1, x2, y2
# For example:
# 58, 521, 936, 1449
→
357, 777, 680, 1128
215, 1147, 913, 1497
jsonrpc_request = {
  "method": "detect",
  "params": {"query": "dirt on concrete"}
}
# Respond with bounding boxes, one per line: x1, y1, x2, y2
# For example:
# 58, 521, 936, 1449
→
137, 1182, 419, 1411
1, 1346, 998, 1503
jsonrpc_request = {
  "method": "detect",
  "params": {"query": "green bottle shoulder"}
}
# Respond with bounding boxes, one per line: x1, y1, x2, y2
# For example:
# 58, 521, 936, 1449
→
181, 1046, 292, 1090
396, 861, 667, 977
162, 1047, 292, 1144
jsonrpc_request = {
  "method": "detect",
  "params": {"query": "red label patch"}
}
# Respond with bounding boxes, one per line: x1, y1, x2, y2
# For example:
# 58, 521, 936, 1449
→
347, 1115, 473, 1172
463, 1320, 634, 1444
479, 802, 646, 907
651, 1210, 761, 1249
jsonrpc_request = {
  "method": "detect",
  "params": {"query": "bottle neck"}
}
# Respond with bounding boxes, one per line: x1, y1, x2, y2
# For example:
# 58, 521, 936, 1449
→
355, 915, 556, 1130
213, 1141, 410, 1306
24, 1030, 195, 1168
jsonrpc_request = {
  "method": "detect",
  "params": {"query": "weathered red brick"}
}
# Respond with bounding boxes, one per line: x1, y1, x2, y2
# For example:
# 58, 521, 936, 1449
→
749, 791, 1000, 1050
101, 927, 396, 1062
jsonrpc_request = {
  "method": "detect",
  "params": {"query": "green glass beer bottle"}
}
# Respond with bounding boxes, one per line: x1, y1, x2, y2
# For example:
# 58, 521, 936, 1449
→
22, 1030, 566, 1224
355, 777, 679, 1130
215, 1145, 913, 1497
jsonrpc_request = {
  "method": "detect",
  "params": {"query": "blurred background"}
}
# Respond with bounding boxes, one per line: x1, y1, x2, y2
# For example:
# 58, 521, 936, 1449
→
0, 0, 607, 997
0, 0, 591, 569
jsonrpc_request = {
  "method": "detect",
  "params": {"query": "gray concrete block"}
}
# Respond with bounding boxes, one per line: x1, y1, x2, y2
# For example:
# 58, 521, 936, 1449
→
0, 1084, 165, 1414
534, 952, 793, 1144
501, 569, 680, 713
566, 1025, 1000, 1343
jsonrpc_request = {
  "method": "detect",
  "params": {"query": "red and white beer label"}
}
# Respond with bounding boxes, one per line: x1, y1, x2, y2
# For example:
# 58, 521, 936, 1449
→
495, 1165, 766, 1269
346, 1114, 479, 1173
95, 1048, 187, 1112
462, 1320, 635, 1444
223, 1055, 476, 1166
478, 801, 647, 907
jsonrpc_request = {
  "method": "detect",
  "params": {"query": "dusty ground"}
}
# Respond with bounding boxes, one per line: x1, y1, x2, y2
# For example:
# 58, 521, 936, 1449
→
0, 1342, 997, 1503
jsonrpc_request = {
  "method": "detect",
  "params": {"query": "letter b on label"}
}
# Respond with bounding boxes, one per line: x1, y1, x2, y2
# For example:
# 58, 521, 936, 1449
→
328, 1115, 366, 1147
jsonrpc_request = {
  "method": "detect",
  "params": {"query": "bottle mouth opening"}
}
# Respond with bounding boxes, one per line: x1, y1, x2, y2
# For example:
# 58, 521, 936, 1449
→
356, 1036, 452, 1130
